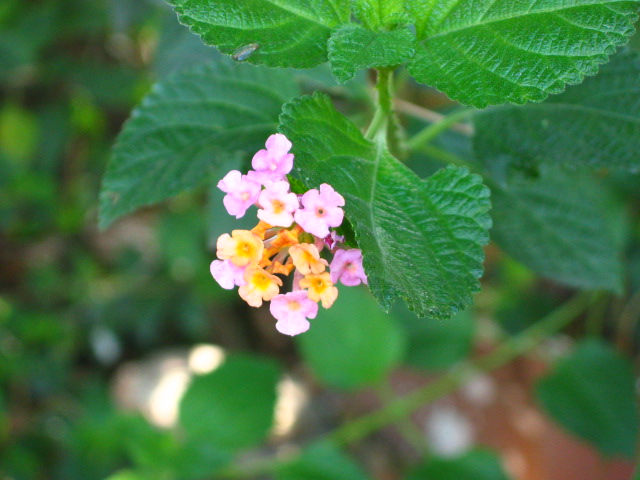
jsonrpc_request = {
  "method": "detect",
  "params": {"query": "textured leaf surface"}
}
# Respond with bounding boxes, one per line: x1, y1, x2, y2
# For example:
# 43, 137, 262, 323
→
474, 50, 640, 171
491, 169, 625, 292
167, 0, 350, 68
99, 61, 298, 228
407, 450, 512, 480
277, 442, 371, 480
179, 354, 280, 450
408, 0, 640, 107
298, 287, 405, 390
280, 93, 491, 318
328, 24, 415, 83
536, 340, 639, 457
352, 0, 410, 29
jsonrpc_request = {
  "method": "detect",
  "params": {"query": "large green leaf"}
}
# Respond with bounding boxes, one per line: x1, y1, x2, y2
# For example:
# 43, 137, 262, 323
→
408, 0, 640, 107
536, 339, 639, 458
99, 61, 298, 228
328, 24, 415, 83
179, 354, 280, 450
166, 0, 350, 68
279, 93, 491, 318
474, 49, 640, 171
406, 450, 512, 480
490, 169, 625, 292
298, 287, 405, 390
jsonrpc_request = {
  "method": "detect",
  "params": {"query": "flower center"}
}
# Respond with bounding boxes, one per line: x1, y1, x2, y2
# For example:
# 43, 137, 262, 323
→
316, 207, 325, 217
240, 191, 251, 201
288, 300, 301, 311
272, 200, 285, 214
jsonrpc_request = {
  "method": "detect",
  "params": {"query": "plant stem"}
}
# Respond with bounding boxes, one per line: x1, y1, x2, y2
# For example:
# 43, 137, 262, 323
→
406, 108, 475, 151
365, 69, 394, 142
328, 292, 591, 446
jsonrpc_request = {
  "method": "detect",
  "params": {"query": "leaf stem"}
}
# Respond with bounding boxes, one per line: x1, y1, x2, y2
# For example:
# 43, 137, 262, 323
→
406, 108, 475, 151
365, 69, 394, 142
328, 292, 591, 446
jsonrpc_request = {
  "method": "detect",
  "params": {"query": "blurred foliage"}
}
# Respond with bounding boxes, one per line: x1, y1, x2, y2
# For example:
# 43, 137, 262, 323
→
1, 1, 639, 480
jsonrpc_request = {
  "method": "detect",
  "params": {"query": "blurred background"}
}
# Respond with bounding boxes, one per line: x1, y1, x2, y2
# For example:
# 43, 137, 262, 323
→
1, 1, 639, 479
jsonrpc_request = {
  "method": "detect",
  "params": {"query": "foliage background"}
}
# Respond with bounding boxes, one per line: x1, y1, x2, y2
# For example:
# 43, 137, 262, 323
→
0, 0, 639, 479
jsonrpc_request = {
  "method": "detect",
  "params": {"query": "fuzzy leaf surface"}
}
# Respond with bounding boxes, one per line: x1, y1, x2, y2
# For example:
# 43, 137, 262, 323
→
408, 0, 640, 107
99, 62, 297, 228
279, 93, 491, 319
491, 169, 625, 292
352, 0, 410, 29
167, 0, 350, 68
474, 50, 640, 171
328, 24, 415, 83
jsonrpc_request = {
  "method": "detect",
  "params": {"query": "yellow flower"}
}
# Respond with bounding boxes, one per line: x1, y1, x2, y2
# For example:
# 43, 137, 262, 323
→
216, 230, 263, 267
289, 244, 328, 275
299, 272, 338, 308
239, 266, 282, 307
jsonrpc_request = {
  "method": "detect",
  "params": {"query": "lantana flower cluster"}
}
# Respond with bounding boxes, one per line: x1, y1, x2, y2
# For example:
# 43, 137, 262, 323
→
210, 134, 367, 336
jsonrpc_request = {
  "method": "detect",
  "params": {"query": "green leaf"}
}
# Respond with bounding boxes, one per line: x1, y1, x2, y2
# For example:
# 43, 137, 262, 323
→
490, 169, 625, 292
166, 0, 350, 68
536, 339, 639, 458
474, 49, 640, 171
298, 287, 405, 390
394, 306, 475, 371
279, 93, 491, 318
99, 61, 298, 228
406, 449, 512, 480
328, 24, 415, 83
352, 0, 410, 29
179, 354, 280, 450
408, 0, 640, 107
276, 442, 371, 480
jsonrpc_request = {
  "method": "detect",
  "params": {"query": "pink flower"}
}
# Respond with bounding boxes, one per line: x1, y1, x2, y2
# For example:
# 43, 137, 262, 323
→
294, 184, 345, 238
330, 248, 367, 286
210, 259, 247, 289
270, 291, 318, 336
257, 181, 299, 227
248, 133, 294, 184
217, 170, 261, 219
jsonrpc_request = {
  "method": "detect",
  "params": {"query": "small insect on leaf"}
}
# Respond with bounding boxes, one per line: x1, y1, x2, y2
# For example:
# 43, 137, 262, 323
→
232, 43, 260, 62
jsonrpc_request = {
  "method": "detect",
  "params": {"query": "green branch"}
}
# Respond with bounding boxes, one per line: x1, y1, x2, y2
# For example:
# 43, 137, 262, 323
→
365, 69, 394, 142
407, 108, 475, 151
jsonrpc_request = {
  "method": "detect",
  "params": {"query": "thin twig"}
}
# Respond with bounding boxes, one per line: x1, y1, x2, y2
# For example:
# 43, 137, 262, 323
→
395, 99, 475, 136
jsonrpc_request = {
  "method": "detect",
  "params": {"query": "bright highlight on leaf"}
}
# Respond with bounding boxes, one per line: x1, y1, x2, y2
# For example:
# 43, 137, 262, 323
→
408, 0, 640, 107
280, 93, 492, 319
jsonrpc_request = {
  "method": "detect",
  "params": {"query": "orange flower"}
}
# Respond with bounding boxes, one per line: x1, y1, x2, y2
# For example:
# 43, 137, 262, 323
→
239, 266, 282, 307
299, 272, 338, 308
216, 230, 264, 267
289, 244, 328, 275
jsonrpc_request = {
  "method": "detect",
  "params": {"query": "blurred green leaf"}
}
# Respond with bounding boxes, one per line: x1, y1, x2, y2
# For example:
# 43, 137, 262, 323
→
99, 60, 298, 228
474, 50, 640, 171
536, 339, 639, 458
280, 93, 492, 318
166, 0, 350, 68
104, 471, 148, 480
406, 449, 512, 480
328, 24, 415, 83
179, 354, 280, 450
276, 441, 371, 480
490, 169, 625, 293
395, 306, 474, 371
0, 103, 39, 163
408, 0, 640, 107
298, 287, 404, 390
